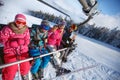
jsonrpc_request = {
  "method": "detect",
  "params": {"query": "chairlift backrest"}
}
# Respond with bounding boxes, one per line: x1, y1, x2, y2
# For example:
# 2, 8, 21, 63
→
0, 24, 7, 30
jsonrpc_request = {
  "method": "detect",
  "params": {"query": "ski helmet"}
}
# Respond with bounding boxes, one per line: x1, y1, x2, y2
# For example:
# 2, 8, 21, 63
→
41, 20, 50, 26
15, 14, 26, 22
41, 24, 50, 30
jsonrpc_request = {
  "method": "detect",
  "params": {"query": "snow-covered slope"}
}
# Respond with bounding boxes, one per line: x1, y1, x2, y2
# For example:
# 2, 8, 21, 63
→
42, 34, 120, 80
75, 35, 120, 73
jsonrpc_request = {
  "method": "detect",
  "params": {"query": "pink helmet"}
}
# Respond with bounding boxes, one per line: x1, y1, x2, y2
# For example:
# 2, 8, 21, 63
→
15, 14, 26, 22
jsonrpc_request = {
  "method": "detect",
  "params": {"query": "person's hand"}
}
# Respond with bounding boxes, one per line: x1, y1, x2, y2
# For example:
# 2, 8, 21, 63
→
56, 45, 60, 50
33, 40, 40, 45
31, 60, 35, 66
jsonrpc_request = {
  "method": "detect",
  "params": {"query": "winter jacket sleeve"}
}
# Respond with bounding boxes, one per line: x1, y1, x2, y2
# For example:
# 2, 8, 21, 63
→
0, 26, 10, 44
48, 32, 56, 39
55, 31, 62, 47
56, 38, 61, 46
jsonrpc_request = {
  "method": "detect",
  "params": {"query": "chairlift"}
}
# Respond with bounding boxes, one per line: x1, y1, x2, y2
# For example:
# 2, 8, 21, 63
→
78, 0, 98, 16
38, 0, 98, 29
37, 0, 72, 21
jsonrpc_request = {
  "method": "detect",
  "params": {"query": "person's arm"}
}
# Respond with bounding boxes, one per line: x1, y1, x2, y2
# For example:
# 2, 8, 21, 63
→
69, 32, 77, 43
56, 32, 63, 49
43, 32, 48, 48
71, 34, 76, 42
0, 26, 10, 44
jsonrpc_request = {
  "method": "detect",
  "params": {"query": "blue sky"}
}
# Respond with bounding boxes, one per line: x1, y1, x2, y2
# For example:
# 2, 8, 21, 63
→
98, 0, 120, 15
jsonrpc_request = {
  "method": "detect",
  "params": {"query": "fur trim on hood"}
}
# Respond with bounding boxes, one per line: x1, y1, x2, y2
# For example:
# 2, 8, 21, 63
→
9, 22, 28, 34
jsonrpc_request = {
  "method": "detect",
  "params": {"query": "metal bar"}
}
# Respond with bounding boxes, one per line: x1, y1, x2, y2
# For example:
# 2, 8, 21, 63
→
77, 15, 92, 26
37, 0, 71, 20
78, 0, 90, 10
0, 48, 67, 69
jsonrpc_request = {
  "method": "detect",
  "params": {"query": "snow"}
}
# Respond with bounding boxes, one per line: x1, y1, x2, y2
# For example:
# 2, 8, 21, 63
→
75, 35, 120, 73
0, 0, 120, 80
41, 34, 120, 80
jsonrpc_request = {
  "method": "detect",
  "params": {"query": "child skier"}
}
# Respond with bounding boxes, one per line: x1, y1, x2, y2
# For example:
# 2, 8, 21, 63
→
61, 24, 77, 62
29, 20, 50, 79
0, 14, 30, 80
47, 21, 71, 76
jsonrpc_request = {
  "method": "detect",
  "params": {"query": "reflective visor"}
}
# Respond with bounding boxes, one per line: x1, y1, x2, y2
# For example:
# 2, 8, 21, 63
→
15, 20, 26, 25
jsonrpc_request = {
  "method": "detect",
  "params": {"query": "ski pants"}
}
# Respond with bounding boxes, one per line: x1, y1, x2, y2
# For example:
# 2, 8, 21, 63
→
2, 52, 30, 80
47, 45, 61, 66
31, 58, 41, 74
31, 48, 50, 74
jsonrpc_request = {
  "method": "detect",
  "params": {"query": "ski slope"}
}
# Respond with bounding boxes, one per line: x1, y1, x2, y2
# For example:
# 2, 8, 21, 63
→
76, 34, 120, 73
41, 34, 120, 80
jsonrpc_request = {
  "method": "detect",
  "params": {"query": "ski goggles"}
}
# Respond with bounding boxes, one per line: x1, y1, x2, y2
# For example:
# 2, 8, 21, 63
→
15, 20, 26, 25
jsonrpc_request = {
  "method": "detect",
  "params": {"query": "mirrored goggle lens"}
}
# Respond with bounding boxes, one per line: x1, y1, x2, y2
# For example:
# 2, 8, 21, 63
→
15, 21, 26, 25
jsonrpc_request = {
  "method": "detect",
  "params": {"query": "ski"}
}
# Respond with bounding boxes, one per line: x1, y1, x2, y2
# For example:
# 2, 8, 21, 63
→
56, 67, 71, 77
46, 64, 98, 80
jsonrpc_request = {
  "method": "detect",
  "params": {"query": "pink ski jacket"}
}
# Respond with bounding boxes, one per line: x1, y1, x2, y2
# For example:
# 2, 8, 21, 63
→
0, 23, 30, 55
47, 29, 60, 46
55, 29, 64, 46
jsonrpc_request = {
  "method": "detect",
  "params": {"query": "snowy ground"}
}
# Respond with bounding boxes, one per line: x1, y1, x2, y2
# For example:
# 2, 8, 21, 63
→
41, 34, 120, 80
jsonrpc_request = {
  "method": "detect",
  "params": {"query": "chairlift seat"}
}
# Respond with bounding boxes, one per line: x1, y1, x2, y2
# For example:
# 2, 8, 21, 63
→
84, 1, 98, 16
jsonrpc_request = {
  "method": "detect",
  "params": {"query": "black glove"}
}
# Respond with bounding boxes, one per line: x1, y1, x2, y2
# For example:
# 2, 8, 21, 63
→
33, 40, 40, 45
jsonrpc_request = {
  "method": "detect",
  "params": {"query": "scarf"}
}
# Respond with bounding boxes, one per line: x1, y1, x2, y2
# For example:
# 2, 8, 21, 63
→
9, 22, 28, 34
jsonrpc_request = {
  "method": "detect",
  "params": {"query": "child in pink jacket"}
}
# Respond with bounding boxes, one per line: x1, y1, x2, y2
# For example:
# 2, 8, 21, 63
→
47, 25, 59, 47
47, 23, 71, 76
47, 25, 62, 66
0, 14, 30, 80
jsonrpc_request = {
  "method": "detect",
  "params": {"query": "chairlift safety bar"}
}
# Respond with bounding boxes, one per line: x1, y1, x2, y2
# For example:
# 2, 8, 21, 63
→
0, 48, 67, 69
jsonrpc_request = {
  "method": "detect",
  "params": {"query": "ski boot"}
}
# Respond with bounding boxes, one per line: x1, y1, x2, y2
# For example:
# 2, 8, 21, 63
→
32, 73, 39, 80
22, 74, 29, 80
56, 67, 71, 76
62, 57, 67, 62
38, 68, 44, 79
